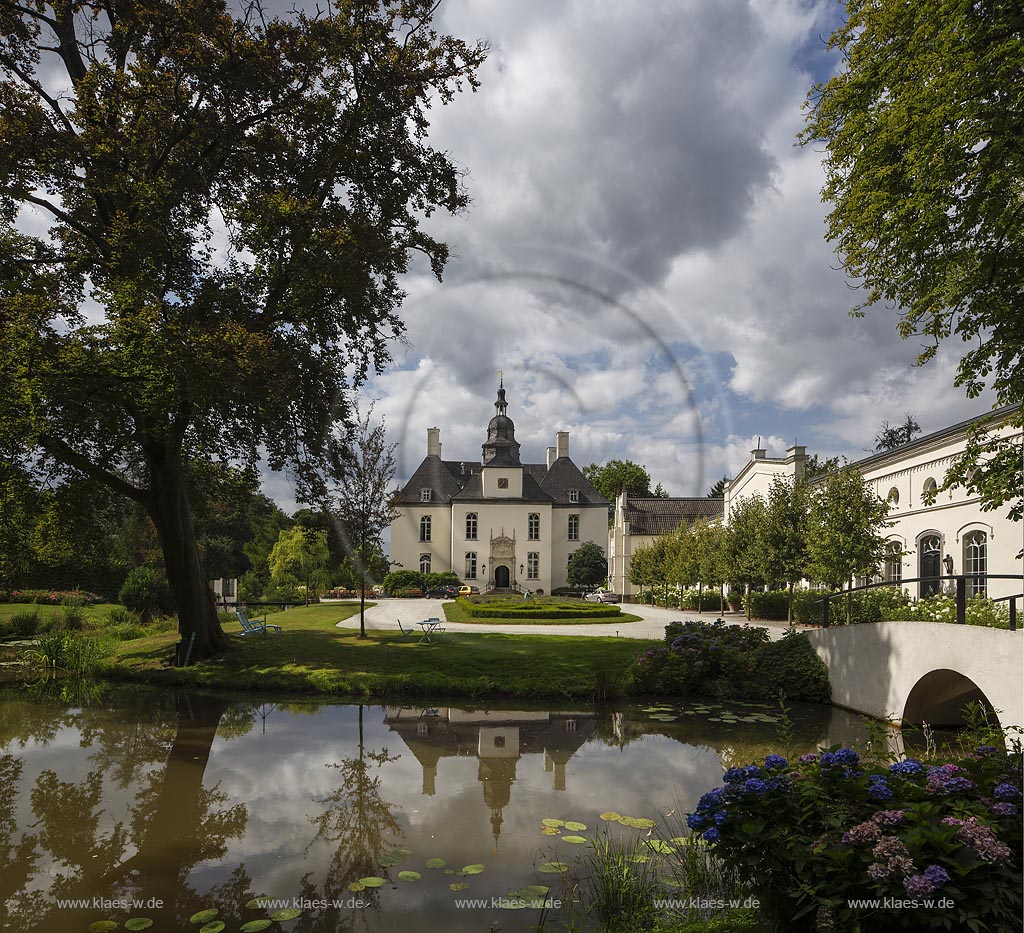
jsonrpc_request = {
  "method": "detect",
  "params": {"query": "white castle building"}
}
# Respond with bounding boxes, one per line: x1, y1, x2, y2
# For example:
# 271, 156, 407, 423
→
389, 381, 609, 593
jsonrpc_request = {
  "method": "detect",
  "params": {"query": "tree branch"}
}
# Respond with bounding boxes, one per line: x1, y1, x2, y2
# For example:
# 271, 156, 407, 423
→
37, 433, 149, 504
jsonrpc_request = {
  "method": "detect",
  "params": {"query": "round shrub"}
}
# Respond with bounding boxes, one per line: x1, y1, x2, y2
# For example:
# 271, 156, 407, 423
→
10, 608, 41, 638
118, 567, 174, 617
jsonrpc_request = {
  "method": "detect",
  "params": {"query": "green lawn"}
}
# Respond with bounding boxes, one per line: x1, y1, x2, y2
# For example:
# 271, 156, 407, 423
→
104, 602, 656, 699
0, 602, 116, 624
441, 598, 643, 625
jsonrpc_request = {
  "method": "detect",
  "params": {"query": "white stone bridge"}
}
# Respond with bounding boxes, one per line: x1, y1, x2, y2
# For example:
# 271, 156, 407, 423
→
805, 621, 1024, 734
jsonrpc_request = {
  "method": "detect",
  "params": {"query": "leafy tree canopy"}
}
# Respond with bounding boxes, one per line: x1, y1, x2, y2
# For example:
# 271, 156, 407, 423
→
583, 460, 655, 501
567, 540, 607, 591
801, 0, 1023, 516
0, 1, 485, 655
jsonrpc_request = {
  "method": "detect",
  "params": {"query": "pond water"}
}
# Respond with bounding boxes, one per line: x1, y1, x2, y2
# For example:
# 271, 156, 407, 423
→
1, 686, 871, 933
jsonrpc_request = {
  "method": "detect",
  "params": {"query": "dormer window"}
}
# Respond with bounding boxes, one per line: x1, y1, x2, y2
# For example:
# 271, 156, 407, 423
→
420, 488, 432, 502
568, 489, 579, 503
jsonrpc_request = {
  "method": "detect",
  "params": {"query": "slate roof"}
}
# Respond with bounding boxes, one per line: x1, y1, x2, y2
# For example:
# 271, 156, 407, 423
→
397, 456, 608, 505
624, 496, 723, 535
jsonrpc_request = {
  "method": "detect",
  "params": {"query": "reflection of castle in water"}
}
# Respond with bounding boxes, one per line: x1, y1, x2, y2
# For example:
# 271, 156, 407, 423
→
383, 708, 597, 844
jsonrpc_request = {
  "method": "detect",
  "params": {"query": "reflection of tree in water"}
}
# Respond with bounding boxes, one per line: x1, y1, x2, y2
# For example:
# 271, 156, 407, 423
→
308, 705, 402, 924
1, 691, 253, 933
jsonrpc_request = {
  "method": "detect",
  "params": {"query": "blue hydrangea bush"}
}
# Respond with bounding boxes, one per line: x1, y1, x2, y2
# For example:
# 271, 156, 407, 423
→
686, 744, 1023, 930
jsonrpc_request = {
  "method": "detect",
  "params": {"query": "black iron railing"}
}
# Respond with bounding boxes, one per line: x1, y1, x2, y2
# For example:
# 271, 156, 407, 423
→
817, 574, 1022, 630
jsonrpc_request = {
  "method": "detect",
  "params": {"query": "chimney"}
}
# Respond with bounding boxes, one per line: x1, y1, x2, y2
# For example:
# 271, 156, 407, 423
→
751, 447, 766, 460
787, 444, 807, 479
546, 446, 557, 469
556, 431, 569, 459
427, 427, 441, 457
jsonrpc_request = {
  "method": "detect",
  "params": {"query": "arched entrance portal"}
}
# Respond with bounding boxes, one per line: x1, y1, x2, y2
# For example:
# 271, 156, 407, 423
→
903, 668, 997, 728
494, 565, 510, 588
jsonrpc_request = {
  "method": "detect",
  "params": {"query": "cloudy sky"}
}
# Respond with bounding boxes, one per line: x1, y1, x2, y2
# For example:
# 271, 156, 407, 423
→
292, 0, 994, 510
13, 0, 996, 512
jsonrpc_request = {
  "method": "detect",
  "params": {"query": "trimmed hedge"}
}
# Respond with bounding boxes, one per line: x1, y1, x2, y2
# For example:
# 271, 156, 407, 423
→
457, 597, 621, 620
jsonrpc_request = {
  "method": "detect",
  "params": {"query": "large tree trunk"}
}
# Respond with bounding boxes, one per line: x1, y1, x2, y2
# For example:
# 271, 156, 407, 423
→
147, 445, 230, 660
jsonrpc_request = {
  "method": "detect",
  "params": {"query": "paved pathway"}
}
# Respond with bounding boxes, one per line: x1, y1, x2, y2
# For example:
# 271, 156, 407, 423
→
331, 598, 797, 641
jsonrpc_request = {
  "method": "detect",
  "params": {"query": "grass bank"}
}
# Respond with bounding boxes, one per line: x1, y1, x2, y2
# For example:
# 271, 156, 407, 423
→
101, 602, 656, 699
442, 598, 643, 626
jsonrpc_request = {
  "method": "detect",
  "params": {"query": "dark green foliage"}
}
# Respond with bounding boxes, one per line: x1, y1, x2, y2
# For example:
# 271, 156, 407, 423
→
459, 598, 621, 620
744, 590, 791, 620
567, 541, 607, 590
381, 570, 423, 595
583, 459, 657, 501
632, 619, 829, 703
751, 631, 830, 705
10, 608, 40, 637
118, 568, 174, 617
422, 571, 460, 590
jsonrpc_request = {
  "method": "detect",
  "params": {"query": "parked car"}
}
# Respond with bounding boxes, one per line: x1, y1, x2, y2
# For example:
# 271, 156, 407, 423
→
425, 586, 459, 599
585, 589, 619, 603
458, 585, 480, 596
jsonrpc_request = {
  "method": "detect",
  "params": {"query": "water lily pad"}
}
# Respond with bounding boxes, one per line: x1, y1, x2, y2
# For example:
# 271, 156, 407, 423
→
359, 876, 386, 887
425, 857, 446, 869
708, 717, 722, 722
269, 909, 303, 921
125, 921, 153, 932
633, 817, 657, 828
564, 821, 587, 831
245, 897, 273, 909
645, 839, 676, 854
443, 869, 456, 875
88, 923, 117, 933
348, 882, 365, 892
199, 923, 225, 933
190, 910, 219, 925
450, 882, 470, 891
540, 826, 561, 835
240, 923, 273, 933
599, 811, 621, 821
683, 710, 697, 715
561, 835, 587, 844
509, 885, 550, 898
541, 818, 565, 828
398, 871, 422, 882
538, 861, 570, 873
461, 864, 486, 875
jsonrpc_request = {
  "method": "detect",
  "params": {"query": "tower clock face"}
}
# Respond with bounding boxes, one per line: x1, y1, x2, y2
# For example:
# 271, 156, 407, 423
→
497, 478, 509, 489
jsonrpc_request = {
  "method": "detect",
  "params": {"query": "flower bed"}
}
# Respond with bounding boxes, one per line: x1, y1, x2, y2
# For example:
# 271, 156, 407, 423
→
457, 597, 621, 619
631, 618, 830, 702
686, 744, 1023, 930
1, 589, 103, 605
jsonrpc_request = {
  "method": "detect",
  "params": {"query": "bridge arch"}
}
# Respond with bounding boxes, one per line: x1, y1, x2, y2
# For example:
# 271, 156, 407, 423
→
805, 622, 1022, 746
902, 668, 997, 728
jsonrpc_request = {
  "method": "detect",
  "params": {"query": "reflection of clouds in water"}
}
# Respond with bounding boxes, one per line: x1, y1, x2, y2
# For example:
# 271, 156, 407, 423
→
5, 698, 853, 932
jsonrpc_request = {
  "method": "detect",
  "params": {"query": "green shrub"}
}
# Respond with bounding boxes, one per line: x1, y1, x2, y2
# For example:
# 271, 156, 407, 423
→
59, 594, 86, 630
551, 587, 584, 597
10, 607, 41, 637
743, 589, 790, 620
633, 619, 827, 702
27, 630, 112, 673
382, 569, 423, 595
459, 597, 621, 620
678, 588, 724, 611
118, 567, 174, 616
106, 605, 143, 627
890, 592, 1010, 628
687, 741, 1023, 931
750, 630, 831, 703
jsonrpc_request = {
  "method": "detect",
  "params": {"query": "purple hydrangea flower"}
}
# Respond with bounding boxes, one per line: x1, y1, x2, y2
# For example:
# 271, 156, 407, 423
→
871, 810, 907, 827
743, 778, 768, 795
697, 789, 724, 811
723, 767, 746, 784
975, 745, 998, 755
686, 813, 706, 830
942, 777, 976, 794
713, 810, 728, 826
950, 817, 1012, 864
833, 748, 860, 765
991, 802, 1017, 817
744, 764, 764, 779
764, 754, 788, 770
994, 783, 1020, 801
799, 753, 818, 764
904, 874, 936, 897
923, 865, 950, 887
841, 821, 881, 845
702, 827, 721, 842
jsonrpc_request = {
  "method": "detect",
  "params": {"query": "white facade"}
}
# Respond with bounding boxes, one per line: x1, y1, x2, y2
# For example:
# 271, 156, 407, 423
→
724, 408, 1023, 601
389, 384, 608, 593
